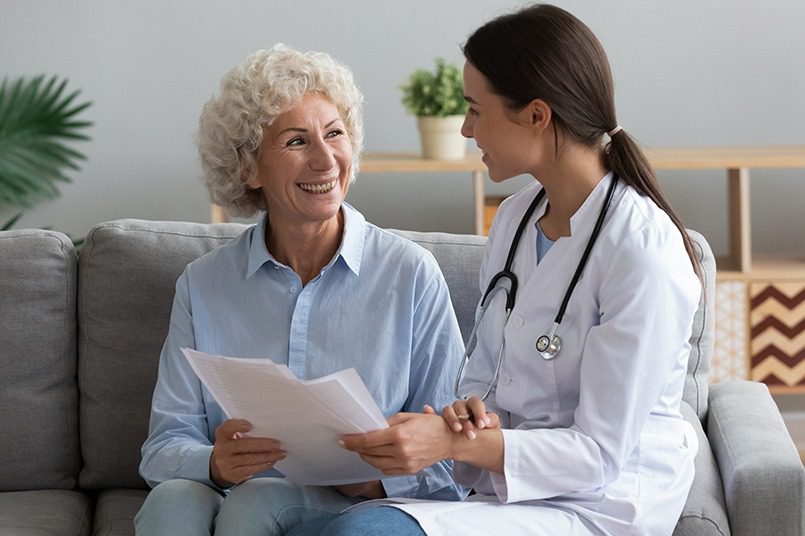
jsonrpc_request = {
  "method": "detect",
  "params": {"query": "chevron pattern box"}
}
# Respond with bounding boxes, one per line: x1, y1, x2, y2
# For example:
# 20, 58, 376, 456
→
749, 281, 805, 389
713, 281, 748, 383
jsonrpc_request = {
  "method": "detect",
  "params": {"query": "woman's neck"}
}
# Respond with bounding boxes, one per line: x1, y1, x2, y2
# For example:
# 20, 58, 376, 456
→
265, 210, 344, 285
535, 144, 608, 240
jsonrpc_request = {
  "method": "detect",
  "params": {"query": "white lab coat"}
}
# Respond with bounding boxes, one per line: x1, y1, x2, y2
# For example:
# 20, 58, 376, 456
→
390, 173, 701, 535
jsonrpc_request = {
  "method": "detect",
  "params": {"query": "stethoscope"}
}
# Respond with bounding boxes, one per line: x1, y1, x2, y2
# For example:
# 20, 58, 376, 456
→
454, 176, 619, 401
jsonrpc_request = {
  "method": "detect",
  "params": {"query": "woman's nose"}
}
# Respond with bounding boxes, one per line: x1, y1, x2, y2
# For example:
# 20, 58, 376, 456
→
308, 139, 336, 171
460, 115, 473, 139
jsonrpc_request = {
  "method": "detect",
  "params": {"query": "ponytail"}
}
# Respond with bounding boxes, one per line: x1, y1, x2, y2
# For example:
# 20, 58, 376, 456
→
605, 130, 703, 281
464, 4, 702, 281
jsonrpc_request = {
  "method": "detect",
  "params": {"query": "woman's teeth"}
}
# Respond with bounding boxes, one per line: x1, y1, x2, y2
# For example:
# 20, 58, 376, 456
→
298, 179, 338, 194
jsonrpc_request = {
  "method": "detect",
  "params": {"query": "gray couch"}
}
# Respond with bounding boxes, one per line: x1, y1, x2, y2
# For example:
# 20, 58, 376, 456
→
1, 219, 803, 536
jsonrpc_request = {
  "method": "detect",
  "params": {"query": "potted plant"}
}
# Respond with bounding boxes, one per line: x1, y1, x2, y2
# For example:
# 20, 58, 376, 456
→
400, 58, 468, 160
0, 74, 92, 230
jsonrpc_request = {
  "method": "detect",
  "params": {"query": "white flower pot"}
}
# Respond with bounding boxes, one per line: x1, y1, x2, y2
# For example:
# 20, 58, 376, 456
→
416, 115, 467, 160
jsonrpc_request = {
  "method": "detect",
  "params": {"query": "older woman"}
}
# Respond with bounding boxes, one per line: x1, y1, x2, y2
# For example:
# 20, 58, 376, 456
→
134, 44, 465, 536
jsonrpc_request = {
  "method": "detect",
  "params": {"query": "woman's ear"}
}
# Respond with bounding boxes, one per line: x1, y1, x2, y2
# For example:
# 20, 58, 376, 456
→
528, 99, 552, 134
243, 168, 261, 190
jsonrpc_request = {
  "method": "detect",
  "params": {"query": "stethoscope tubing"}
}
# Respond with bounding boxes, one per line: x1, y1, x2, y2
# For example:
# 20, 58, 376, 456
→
454, 175, 619, 400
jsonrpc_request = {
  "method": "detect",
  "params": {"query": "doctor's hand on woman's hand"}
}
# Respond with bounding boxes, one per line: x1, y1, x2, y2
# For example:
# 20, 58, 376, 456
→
340, 412, 454, 476
209, 419, 287, 488
426, 397, 500, 441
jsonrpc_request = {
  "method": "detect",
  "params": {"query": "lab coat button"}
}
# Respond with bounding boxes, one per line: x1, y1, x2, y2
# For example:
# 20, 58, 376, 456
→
289, 286, 298, 294
512, 315, 524, 328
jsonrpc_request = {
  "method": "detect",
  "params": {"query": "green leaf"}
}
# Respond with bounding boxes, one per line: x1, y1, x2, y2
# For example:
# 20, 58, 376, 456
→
0, 74, 92, 209
400, 58, 468, 117
1, 212, 23, 230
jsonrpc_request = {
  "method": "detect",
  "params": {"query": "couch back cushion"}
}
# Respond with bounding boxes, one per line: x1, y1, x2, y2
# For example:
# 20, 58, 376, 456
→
76, 219, 714, 488
78, 220, 246, 489
0, 230, 80, 490
684, 230, 716, 420
391, 229, 486, 342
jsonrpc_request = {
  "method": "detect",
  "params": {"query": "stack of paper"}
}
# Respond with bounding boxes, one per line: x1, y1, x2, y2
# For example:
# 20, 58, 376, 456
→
182, 348, 388, 485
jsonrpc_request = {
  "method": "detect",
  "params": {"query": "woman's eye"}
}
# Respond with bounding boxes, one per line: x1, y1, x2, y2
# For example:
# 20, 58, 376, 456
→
326, 129, 344, 139
287, 137, 305, 147
468, 108, 480, 117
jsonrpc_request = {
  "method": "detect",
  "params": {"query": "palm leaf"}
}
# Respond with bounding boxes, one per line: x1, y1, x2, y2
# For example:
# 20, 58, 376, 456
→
1, 212, 22, 231
0, 74, 93, 209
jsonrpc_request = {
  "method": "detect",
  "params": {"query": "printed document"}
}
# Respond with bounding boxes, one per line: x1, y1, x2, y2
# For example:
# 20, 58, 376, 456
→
182, 348, 388, 485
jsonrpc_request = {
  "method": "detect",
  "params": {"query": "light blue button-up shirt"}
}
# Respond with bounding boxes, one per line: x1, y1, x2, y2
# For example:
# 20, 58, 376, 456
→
140, 203, 466, 500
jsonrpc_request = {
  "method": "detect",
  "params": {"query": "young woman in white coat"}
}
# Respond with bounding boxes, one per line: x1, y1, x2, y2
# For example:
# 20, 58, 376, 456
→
287, 4, 703, 536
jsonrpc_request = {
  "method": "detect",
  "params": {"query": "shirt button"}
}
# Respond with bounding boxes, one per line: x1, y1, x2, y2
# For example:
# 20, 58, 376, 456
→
512, 315, 524, 328
289, 286, 298, 294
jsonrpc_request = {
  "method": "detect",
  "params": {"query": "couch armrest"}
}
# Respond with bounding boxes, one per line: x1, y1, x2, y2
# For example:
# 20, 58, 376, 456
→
707, 380, 804, 536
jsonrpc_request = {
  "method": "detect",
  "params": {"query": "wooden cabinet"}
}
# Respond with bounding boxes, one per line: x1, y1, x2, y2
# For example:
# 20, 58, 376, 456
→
644, 146, 805, 394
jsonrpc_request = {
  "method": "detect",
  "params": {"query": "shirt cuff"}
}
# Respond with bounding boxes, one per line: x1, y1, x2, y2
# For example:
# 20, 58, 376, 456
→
490, 429, 515, 502
380, 474, 418, 498
181, 445, 217, 488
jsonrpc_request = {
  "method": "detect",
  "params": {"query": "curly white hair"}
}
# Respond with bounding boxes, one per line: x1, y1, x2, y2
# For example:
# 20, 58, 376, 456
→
198, 44, 364, 217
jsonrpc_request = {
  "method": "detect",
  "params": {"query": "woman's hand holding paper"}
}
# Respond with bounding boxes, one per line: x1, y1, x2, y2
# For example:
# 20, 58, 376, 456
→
209, 419, 286, 487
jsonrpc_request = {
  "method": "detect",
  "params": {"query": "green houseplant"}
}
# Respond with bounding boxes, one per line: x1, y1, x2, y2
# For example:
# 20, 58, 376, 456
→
400, 58, 468, 160
0, 74, 92, 230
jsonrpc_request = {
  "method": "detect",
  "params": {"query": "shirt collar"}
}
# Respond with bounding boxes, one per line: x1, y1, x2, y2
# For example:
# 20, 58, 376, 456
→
244, 203, 366, 279
568, 171, 615, 235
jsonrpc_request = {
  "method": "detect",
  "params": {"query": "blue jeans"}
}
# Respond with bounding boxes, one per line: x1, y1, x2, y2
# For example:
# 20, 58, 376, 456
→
286, 506, 426, 536
134, 478, 363, 535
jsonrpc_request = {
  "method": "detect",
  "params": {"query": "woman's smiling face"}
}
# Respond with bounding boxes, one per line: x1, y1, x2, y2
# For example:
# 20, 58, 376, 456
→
461, 61, 541, 183
247, 92, 353, 227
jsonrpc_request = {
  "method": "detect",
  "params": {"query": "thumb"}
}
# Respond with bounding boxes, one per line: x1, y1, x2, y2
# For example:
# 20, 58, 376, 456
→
216, 418, 253, 440
422, 404, 437, 415
387, 412, 418, 426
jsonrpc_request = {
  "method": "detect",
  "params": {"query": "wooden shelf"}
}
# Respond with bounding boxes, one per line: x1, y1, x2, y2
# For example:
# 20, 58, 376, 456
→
361, 152, 484, 173
359, 151, 488, 235
646, 145, 805, 170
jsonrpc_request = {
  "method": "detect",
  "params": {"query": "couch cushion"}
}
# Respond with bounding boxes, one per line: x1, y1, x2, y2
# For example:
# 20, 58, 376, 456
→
0, 230, 80, 491
391, 229, 486, 342
78, 220, 246, 489
93, 489, 149, 536
0, 489, 91, 536
674, 402, 731, 536
682, 230, 716, 421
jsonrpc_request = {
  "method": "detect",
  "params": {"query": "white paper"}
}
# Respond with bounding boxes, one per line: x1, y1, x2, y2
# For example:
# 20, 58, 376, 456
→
182, 348, 388, 485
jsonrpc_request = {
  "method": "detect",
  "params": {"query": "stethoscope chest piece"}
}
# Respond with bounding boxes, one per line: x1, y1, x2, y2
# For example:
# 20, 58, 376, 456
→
536, 334, 561, 360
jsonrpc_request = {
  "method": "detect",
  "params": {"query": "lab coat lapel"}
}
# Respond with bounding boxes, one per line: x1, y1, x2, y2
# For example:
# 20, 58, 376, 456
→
516, 173, 616, 313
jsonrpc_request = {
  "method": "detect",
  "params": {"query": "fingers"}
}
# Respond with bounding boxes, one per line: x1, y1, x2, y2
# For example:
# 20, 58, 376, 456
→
466, 397, 490, 429
447, 399, 478, 440
485, 412, 501, 429
441, 404, 464, 434
422, 404, 437, 415
211, 419, 287, 486
443, 397, 499, 439
341, 428, 395, 451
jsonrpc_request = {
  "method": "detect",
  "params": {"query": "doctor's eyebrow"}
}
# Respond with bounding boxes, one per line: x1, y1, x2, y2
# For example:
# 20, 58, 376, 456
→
464, 96, 478, 104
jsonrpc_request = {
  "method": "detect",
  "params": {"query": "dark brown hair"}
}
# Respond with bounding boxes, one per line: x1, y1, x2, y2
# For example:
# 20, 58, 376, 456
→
463, 4, 701, 279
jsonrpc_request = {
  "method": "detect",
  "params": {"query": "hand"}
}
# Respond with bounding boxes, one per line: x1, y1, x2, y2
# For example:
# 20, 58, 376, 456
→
332, 480, 386, 499
209, 419, 286, 487
433, 397, 500, 440
340, 413, 453, 476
